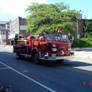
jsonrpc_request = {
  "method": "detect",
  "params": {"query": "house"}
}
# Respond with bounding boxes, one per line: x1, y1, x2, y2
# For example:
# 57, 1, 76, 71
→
0, 21, 10, 45
0, 17, 30, 45
9, 17, 30, 40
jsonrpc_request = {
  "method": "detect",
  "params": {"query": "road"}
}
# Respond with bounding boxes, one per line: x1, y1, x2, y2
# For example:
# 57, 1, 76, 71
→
0, 45, 92, 92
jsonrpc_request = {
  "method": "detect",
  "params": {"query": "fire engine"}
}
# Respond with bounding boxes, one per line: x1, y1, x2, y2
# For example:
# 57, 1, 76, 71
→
13, 32, 74, 64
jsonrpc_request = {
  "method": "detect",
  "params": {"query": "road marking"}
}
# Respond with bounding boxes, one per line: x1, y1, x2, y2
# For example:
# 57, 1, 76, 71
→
0, 61, 56, 92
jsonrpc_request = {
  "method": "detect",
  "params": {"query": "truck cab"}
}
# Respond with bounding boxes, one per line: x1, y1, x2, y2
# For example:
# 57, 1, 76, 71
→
37, 33, 74, 62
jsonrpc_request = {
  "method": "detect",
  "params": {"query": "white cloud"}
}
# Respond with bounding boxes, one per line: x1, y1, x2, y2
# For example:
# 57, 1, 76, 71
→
0, 0, 47, 15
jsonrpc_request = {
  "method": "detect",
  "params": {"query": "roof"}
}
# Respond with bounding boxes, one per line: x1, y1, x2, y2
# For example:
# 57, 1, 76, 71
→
0, 21, 9, 24
0, 29, 9, 31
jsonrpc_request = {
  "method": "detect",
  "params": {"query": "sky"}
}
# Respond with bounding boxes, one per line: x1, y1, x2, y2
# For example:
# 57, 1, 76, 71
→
0, 0, 92, 21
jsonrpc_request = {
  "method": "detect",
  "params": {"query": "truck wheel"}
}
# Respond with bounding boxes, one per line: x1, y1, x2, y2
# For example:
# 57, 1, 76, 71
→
33, 53, 40, 64
16, 53, 23, 59
57, 59, 64, 64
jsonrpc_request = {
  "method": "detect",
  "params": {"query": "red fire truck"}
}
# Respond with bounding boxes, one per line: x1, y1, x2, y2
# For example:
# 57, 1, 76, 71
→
13, 32, 74, 63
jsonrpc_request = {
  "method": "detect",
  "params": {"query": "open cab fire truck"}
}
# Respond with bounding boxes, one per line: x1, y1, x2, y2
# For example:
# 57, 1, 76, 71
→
13, 32, 74, 64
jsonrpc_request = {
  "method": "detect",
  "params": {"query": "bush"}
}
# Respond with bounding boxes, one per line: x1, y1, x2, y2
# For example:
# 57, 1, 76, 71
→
72, 38, 92, 48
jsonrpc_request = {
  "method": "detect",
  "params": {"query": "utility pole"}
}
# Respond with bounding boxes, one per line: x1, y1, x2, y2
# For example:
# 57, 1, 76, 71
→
77, 20, 79, 38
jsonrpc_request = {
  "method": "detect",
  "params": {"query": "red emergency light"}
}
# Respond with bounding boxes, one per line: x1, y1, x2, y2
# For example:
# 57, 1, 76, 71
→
58, 28, 62, 32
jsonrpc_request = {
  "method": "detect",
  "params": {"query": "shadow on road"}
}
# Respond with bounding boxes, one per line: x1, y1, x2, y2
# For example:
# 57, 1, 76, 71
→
37, 60, 92, 68
0, 51, 92, 68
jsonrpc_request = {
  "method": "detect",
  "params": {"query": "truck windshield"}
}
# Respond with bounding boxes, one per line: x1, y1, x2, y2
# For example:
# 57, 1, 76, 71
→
46, 34, 69, 41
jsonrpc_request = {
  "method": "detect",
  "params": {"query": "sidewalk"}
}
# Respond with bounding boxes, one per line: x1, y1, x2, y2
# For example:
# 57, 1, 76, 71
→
73, 48, 92, 51
73, 50, 92, 64
0, 45, 13, 48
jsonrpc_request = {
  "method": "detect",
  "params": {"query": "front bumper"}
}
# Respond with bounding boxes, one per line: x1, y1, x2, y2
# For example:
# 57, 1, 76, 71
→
40, 54, 74, 61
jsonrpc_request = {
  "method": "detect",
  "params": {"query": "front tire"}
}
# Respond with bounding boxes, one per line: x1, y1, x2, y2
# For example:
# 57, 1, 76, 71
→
16, 53, 23, 59
33, 53, 40, 64
56, 59, 64, 64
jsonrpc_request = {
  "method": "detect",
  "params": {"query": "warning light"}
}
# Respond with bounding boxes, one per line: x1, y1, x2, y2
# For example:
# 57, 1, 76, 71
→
58, 28, 62, 31
57, 28, 62, 33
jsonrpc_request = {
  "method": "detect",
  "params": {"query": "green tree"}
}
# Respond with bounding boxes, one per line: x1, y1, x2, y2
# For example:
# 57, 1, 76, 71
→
84, 20, 92, 38
26, 2, 82, 35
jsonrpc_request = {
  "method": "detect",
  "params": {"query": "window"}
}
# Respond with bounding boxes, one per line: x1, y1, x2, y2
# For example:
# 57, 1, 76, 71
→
46, 34, 69, 41
2, 32, 6, 35
20, 25, 26, 30
8, 32, 10, 35
2, 39, 6, 43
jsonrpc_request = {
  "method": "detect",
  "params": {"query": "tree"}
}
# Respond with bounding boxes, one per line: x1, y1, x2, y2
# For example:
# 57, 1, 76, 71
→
84, 20, 92, 38
26, 2, 82, 35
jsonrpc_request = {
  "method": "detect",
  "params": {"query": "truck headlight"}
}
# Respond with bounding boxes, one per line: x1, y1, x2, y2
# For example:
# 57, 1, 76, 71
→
52, 48, 57, 51
44, 53, 49, 57
60, 50, 64, 55
52, 44, 56, 47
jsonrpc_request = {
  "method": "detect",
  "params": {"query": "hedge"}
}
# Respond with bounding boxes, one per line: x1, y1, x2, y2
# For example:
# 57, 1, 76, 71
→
71, 38, 92, 48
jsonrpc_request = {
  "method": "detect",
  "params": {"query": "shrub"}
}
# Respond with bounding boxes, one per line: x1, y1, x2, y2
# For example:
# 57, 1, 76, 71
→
72, 38, 92, 48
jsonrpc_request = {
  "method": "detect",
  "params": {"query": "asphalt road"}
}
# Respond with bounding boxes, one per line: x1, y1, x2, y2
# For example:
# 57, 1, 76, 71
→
0, 46, 92, 92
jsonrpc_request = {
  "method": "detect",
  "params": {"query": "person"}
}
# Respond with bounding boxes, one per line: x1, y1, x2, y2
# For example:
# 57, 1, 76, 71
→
38, 33, 46, 41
